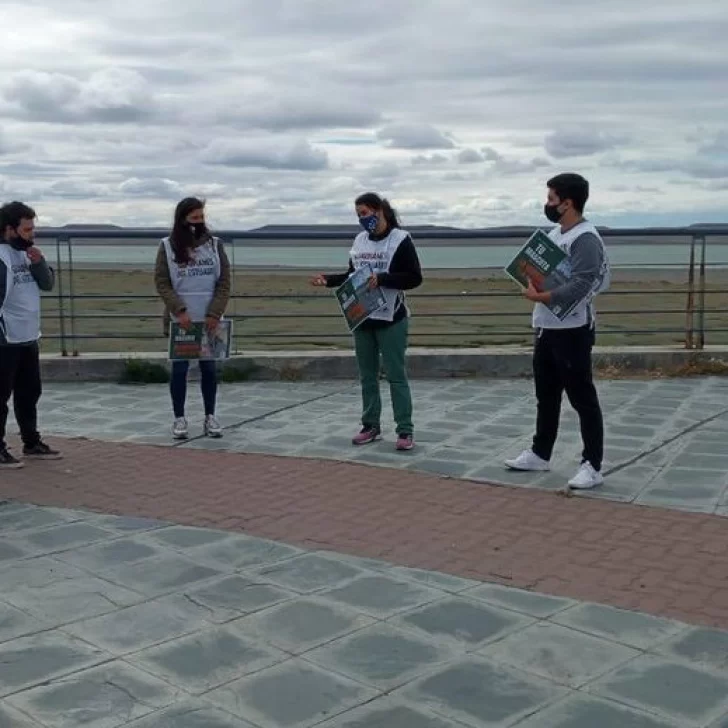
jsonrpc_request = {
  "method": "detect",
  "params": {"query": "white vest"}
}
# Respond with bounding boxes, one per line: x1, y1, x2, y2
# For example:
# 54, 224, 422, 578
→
0, 245, 41, 344
162, 237, 221, 322
532, 221, 611, 330
350, 228, 409, 322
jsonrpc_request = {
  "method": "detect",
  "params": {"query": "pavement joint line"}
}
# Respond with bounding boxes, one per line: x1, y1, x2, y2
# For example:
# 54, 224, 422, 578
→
603, 405, 728, 476
172, 385, 355, 447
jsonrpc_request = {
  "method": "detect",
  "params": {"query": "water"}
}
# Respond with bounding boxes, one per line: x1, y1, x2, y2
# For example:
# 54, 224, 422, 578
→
47, 243, 728, 270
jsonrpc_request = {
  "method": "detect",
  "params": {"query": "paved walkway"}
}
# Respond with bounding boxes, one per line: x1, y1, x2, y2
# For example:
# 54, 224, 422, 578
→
22, 378, 728, 515
1, 500, 728, 728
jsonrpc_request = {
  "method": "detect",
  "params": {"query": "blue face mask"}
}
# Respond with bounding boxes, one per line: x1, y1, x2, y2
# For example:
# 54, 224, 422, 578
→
359, 214, 378, 233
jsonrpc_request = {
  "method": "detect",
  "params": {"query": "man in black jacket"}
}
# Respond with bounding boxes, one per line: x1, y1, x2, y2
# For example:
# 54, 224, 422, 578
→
0, 201, 61, 468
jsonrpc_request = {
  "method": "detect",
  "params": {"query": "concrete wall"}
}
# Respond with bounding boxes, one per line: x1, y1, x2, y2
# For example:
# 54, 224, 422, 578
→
40, 347, 728, 382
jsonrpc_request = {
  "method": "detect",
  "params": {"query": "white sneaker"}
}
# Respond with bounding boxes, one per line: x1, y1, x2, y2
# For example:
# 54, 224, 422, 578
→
204, 415, 222, 438
505, 449, 551, 472
172, 417, 188, 440
568, 462, 604, 489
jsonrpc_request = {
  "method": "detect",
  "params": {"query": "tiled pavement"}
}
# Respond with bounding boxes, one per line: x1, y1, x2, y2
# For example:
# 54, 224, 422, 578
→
2, 376, 728, 726
19, 377, 728, 515
1, 501, 728, 728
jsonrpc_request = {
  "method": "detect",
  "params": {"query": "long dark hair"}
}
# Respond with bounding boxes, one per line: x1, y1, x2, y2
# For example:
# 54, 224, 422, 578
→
170, 197, 207, 264
354, 192, 400, 229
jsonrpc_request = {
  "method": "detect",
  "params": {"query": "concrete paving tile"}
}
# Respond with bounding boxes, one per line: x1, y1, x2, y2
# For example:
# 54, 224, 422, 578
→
305, 623, 454, 690
656, 626, 728, 673
182, 574, 294, 623
321, 574, 442, 618
101, 553, 223, 596
481, 621, 640, 688
588, 655, 728, 725
146, 525, 234, 550
464, 582, 575, 618
7, 660, 180, 728
0, 601, 47, 644
236, 597, 374, 654
316, 700, 461, 727
3, 575, 142, 626
395, 597, 532, 648
0, 631, 109, 697
187, 534, 302, 570
63, 595, 210, 655
0, 702, 45, 727
124, 701, 258, 727
207, 658, 377, 728
401, 658, 565, 727
515, 694, 681, 728
129, 625, 285, 694
251, 553, 362, 593
54, 536, 165, 571
552, 603, 685, 650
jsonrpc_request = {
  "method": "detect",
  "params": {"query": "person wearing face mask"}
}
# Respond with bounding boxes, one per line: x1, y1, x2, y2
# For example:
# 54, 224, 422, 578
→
0, 201, 61, 468
505, 173, 610, 489
155, 197, 231, 440
311, 192, 423, 450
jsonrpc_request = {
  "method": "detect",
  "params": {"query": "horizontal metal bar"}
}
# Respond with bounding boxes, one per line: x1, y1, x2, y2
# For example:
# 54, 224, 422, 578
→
39, 307, 728, 321
34, 226, 728, 240
41, 289, 728, 302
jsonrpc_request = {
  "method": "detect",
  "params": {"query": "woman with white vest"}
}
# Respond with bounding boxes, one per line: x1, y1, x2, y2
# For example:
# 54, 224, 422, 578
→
0, 201, 61, 469
155, 197, 231, 440
311, 192, 423, 450
505, 173, 610, 489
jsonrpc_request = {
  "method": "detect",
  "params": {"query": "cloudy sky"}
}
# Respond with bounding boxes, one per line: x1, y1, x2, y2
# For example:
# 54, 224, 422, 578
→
1, 0, 727, 229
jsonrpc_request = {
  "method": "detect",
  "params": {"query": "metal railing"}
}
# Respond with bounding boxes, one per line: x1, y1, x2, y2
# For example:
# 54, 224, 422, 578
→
33, 226, 728, 356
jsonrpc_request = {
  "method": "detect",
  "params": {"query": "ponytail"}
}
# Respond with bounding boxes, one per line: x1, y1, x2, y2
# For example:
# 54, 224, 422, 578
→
380, 198, 400, 229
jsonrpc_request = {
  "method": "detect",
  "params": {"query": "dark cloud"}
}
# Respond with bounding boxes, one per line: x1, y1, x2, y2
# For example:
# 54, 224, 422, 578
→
545, 129, 625, 158
2, 69, 154, 124
457, 148, 484, 164
118, 177, 183, 198
377, 124, 455, 150
202, 139, 329, 171
220, 97, 383, 132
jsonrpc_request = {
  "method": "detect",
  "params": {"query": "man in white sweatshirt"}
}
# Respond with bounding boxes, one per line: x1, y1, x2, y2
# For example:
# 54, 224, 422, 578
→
505, 173, 610, 489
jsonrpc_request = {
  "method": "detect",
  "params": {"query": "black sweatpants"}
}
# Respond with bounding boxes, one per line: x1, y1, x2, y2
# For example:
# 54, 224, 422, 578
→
531, 325, 604, 471
0, 343, 42, 451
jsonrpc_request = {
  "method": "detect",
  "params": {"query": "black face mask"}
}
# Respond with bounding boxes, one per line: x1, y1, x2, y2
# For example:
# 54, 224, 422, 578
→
544, 203, 564, 224
191, 222, 206, 238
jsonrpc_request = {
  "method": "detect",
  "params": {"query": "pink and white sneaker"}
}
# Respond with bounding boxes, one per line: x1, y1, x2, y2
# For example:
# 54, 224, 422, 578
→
352, 426, 381, 445
396, 433, 415, 451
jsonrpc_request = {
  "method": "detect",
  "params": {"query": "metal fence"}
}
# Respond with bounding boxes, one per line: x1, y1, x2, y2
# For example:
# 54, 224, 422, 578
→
34, 226, 728, 356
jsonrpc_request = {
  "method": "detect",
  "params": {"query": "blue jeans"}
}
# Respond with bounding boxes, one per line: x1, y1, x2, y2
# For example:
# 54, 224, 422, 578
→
170, 360, 217, 418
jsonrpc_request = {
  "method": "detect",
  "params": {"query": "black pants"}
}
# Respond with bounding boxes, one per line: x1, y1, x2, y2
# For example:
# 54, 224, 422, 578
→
0, 343, 42, 451
531, 325, 604, 471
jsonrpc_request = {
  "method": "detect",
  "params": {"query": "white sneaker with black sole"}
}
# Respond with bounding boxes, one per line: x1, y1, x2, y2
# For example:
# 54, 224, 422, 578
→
204, 415, 222, 438
505, 449, 551, 472
568, 462, 604, 489
172, 417, 188, 440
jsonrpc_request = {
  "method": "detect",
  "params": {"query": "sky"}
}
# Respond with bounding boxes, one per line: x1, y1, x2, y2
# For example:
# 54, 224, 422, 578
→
1, 0, 727, 229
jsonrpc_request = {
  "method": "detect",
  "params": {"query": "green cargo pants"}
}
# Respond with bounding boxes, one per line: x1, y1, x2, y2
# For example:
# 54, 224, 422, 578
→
352, 317, 413, 435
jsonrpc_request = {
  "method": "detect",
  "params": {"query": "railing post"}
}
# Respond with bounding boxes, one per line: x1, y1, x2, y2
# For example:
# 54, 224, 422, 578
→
697, 235, 707, 350
685, 235, 696, 349
64, 235, 79, 356
54, 236, 68, 356
224, 235, 236, 355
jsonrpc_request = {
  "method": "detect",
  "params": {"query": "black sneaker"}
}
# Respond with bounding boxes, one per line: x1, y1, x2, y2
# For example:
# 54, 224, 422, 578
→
0, 448, 23, 469
23, 442, 63, 460
352, 426, 381, 445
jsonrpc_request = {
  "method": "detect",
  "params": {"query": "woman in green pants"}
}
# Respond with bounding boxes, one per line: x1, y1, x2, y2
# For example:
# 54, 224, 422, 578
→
311, 192, 423, 450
